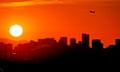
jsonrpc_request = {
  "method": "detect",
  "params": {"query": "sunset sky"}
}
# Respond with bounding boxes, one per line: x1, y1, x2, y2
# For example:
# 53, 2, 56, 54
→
0, 0, 120, 47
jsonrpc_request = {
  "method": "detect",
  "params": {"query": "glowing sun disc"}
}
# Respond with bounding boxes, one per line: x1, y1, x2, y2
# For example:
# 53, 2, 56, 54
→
9, 24, 23, 37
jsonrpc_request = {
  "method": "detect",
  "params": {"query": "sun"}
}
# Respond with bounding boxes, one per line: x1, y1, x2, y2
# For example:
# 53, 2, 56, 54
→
9, 24, 23, 37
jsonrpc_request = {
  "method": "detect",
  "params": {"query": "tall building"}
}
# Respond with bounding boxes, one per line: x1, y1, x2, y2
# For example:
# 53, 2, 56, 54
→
58, 37, 67, 47
77, 41, 82, 48
82, 33, 90, 48
0, 43, 13, 59
6, 43, 13, 60
115, 39, 120, 48
92, 39, 103, 50
70, 38, 76, 47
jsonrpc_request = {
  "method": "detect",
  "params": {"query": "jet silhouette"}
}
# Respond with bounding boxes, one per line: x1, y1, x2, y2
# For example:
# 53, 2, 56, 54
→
89, 10, 95, 14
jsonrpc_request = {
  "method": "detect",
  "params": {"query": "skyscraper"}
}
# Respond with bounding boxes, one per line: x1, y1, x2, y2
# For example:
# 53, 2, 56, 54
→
115, 39, 120, 48
92, 39, 103, 50
58, 37, 67, 47
82, 33, 90, 48
70, 38, 76, 47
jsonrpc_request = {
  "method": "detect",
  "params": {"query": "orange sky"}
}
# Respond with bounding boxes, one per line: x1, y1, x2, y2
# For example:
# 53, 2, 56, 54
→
0, 0, 120, 47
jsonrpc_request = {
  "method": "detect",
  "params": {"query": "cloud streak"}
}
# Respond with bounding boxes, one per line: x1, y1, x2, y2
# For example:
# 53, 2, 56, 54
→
0, 0, 119, 7
0, 0, 64, 7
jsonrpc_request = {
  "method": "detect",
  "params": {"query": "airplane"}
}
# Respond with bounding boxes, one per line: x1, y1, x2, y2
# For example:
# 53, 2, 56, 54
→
89, 10, 95, 14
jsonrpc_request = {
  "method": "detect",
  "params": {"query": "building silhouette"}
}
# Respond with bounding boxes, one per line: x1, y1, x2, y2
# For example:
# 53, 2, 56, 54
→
115, 39, 120, 49
58, 37, 67, 47
0, 42, 12, 60
70, 38, 76, 47
92, 39, 103, 50
77, 41, 82, 48
81, 33, 90, 48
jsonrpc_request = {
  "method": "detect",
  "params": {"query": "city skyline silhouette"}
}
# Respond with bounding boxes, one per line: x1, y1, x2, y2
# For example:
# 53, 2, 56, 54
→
0, 33, 119, 71
0, 0, 120, 72
0, 33, 120, 60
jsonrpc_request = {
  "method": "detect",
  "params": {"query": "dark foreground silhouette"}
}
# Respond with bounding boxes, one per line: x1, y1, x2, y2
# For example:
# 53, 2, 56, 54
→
0, 33, 120, 71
